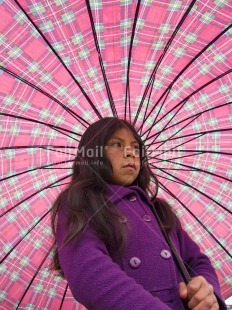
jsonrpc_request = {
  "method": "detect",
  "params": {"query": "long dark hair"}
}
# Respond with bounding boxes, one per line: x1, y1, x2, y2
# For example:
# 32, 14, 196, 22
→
51, 117, 179, 273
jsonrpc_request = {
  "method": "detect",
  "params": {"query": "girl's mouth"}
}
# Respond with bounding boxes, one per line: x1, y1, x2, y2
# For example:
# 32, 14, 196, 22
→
122, 163, 136, 170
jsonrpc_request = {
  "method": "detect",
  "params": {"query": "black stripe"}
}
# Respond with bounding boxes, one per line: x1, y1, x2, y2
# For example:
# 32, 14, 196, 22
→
0, 174, 72, 217
152, 164, 231, 215
85, 0, 117, 117
59, 284, 69, 310
154, 179, 232, 258
148, 102, 231, 145
13, 0, 102, 119
0, 160, 73, 182
0, 210, 50, 264
16, 244, 54, 309
0, 65, 89, 127
134, 0, 197, 127
149, 128, 231, 145
124, 0, 141, 121
151, 158, 231, 183
0, 145, 76, 151
0, 112, 80, 141
142, 70, 232, 140
150, 150, 231, 162
137, 23, 232, 132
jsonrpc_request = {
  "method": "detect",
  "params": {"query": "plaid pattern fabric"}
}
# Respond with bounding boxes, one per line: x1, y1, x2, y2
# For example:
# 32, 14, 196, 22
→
0, 0, 231, 308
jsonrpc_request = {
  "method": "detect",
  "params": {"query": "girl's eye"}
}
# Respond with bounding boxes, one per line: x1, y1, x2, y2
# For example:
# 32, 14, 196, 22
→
111, 142, 121, 148
133, 146, 140, 155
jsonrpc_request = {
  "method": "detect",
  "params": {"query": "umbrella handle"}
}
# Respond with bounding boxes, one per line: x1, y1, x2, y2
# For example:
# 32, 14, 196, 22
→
164, 230, 191, 284
150, 205, 191, 284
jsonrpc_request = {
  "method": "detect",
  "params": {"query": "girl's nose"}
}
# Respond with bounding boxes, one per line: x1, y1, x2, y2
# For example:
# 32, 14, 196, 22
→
124, 146, 134, 158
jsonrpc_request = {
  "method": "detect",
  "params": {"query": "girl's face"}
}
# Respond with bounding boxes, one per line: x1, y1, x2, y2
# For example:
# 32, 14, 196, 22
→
105, 127, 141, 186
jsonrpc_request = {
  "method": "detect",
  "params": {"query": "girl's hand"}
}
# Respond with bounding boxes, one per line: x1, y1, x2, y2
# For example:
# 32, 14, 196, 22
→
179, 276, 219, 309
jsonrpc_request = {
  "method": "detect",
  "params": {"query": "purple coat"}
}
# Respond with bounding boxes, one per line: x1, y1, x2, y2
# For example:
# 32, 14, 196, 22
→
56, 184, 226, 310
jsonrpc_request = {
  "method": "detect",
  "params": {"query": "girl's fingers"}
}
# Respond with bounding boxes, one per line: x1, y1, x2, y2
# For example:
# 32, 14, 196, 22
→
179, 276, 219, 310
185, 276, 205, 301
190, 296, 219, 310
187, 282, 214, 308
179, 282, 188, 299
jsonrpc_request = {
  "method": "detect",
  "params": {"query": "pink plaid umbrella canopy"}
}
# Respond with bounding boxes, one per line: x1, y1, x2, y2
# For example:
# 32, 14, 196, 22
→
0, 0, 231, 308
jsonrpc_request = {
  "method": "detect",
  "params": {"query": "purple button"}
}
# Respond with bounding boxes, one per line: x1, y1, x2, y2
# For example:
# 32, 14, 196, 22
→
160, 249, 171, 259
119, 216, 127, 223
142, 215, 152, 222
129, 257, 141, 268
129, 195, 137, 201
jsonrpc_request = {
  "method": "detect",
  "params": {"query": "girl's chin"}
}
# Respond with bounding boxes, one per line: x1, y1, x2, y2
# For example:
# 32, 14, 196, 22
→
111, 178, 137, 187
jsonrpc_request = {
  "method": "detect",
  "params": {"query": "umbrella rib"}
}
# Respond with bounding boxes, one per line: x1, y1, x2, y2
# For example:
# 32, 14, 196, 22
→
151, 158, 231, 183
125, 0, 141, 122
143, 69, 232, 140
146, 129, 230, 163
147, 150, 205, 161
154, 180, 232, 259
0, 174, 72, 217
154, 173, 184, 185
49, 181, 71, 188
39, 146, 76, 157
42, 168, 71, 170
150, 150, 232, 162
0, 145, 76, 156
13, 0, 102, 119
85, 0, 118, 117
0, 159, 73, 183
134, 0, 197, 128
59, 284, 69, 310
149, 128, 232, 145
0, 174, 70, 264
0, 209, 50, 264
0, 65, 89, 127
138, 23, 232, 132
0, 112, 80, 141
152, 164, 231, 215
156, 168, 196, 172
149, 108, 201, 150
147, 101, 231, 146
41, 167, 72, 170
147, 128, 231, 160
160, 149, 232, 157
139, 90, 171, 136
15, 244, 54, 310
0, 145, 76, 151
143, 92, 185, 141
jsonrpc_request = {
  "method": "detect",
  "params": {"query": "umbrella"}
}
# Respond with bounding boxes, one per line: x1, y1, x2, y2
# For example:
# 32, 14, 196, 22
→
0, 0, 231, 308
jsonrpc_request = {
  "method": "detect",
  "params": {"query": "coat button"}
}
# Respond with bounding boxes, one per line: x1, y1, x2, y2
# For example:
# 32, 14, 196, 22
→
129, 257, 141, 268
160, 249, 171, 259
129, 195, 137, 201
142, 214, 152, 222
119, 216, 127, 223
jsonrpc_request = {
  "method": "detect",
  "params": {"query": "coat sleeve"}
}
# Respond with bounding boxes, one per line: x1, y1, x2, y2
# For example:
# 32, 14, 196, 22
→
176, 227, 227, 309
56, 207, 172, 310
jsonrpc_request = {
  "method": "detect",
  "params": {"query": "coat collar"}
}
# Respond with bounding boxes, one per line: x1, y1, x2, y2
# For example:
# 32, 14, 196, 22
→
106, 184, 153, 207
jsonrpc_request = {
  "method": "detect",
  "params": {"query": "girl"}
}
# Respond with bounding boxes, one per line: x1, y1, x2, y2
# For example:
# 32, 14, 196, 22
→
51, 117, 226, 310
